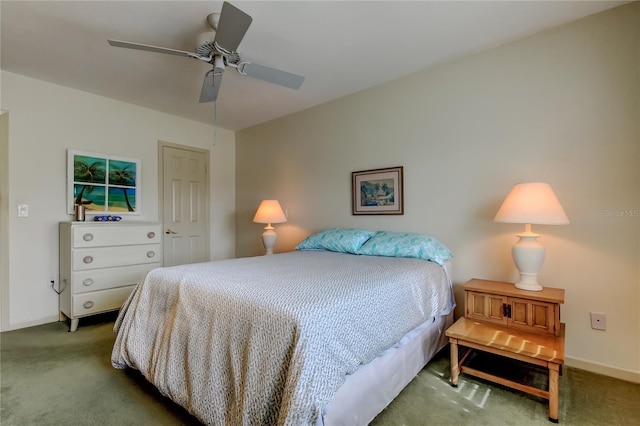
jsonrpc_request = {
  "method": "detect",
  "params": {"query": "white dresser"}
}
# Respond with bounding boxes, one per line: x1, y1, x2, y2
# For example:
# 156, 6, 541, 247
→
59, 221, 162, 331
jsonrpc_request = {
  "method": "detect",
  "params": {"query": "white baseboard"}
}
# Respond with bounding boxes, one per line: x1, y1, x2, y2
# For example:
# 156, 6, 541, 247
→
0, 315, 59, 332
565, 355, 640, 384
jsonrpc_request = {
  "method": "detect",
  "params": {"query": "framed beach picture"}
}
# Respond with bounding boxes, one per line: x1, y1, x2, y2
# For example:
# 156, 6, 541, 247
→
352, 166, 404, 215
67, 150, 141, 215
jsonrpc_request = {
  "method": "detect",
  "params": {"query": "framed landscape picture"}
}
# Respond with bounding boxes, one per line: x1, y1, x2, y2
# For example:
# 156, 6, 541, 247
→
352, 166, 404, 215
67, 150, 141, 215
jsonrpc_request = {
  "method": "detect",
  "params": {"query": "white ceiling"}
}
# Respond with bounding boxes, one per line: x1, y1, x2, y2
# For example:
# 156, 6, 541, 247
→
1, 1, 628, 131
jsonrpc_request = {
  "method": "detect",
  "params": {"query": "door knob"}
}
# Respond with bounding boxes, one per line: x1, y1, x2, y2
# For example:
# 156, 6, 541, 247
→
165, 228, 177, 235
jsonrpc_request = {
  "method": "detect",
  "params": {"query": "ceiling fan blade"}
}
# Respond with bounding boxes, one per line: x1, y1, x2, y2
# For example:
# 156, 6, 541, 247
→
213, 2, 253, 52
108, 39, 204, 60
199, 70, 223, 103
240, 62, 305, 90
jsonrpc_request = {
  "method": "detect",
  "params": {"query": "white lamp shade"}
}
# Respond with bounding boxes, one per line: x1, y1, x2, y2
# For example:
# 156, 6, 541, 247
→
494, 183, 569, 225
252, 200, 287, 224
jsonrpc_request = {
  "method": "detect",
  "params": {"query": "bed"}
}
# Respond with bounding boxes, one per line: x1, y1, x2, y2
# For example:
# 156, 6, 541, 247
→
112, 229, 455, 426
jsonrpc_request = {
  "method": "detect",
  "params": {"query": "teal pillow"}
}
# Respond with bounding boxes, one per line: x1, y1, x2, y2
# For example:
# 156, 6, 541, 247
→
295, 228, 375, 254
356, 231, 452, 266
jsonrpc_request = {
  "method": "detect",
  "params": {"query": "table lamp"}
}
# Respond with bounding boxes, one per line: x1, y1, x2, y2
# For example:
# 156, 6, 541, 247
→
494, 182, 569, 291
252, 200, 287, 255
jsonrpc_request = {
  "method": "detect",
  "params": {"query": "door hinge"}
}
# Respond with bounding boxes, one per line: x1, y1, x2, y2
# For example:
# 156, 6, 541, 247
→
503, 303, 512, 318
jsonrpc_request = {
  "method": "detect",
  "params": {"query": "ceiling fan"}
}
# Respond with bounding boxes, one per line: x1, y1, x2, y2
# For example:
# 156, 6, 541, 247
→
108, 1, 305, 103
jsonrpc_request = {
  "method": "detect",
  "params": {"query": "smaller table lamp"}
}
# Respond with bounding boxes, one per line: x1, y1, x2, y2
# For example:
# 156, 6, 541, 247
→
494, 182, 569, 291
252, 200, 287, 255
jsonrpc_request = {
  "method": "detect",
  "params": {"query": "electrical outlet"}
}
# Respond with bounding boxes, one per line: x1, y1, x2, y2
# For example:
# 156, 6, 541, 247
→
590, 312, 606, 331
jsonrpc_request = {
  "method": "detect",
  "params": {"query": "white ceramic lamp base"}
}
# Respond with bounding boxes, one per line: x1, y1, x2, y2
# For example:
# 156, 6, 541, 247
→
261, 225, 277, 255
512, 231, 545, 291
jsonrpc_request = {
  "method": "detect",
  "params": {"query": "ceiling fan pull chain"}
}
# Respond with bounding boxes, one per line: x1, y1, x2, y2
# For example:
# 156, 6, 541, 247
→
213, 100, 217, 147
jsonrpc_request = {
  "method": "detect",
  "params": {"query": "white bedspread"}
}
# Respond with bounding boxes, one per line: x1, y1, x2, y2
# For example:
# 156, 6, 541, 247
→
111, 251, 454, 425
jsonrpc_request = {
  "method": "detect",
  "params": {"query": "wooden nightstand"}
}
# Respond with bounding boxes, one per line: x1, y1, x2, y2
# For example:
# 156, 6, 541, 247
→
446, 279, 565, 423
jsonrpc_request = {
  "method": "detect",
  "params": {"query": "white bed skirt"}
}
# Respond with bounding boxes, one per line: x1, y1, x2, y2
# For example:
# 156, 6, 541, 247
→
320, 310, 454, 426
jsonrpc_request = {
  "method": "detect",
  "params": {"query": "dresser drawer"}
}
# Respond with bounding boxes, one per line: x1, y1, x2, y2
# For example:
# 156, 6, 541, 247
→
71, 285, 135, 317
73, 244, 161, 271
73, 224, 161, 248
71, 263, 158, 294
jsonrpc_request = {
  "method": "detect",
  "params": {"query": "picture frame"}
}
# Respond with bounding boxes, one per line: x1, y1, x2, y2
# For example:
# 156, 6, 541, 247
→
67, 150, 141, 215
352, 166, 404, 215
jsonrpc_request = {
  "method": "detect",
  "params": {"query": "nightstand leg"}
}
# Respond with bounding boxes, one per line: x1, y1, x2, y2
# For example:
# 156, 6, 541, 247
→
449, 338, 459, 387
548, 363, 560, 423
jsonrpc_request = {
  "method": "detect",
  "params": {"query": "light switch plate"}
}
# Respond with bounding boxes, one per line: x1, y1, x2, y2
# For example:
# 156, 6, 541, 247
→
17, 204, 29, 218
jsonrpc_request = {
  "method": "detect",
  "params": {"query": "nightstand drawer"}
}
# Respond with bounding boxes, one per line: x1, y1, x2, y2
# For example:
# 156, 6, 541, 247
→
463, 279, 563, 336
466, 291, 508, 326
509, 297, 557, 335
70, 263, 159, 294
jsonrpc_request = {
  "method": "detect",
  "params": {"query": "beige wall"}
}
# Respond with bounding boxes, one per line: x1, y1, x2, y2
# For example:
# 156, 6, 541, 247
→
236, 4, 639, 380
0, 71, 236, 330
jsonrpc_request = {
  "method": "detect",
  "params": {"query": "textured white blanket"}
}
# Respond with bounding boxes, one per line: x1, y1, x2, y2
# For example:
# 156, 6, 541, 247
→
112, 251, 453, 425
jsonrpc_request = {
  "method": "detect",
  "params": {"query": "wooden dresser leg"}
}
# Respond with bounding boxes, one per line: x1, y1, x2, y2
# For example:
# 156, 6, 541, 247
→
450, 338, 459, 387
548, 363, 560, 423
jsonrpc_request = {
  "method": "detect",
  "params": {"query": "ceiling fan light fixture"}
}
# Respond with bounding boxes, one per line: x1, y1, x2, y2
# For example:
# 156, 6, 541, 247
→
214, 55, 225, 71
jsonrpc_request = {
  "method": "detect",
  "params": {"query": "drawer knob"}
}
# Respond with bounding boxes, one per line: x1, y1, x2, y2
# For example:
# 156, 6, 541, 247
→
82, 233, 94, 242
147, 251, 155, 258
147, 231, 156, 239
82, 278, 94, 286
83, 255, 93, 264
83, 301, 94, 309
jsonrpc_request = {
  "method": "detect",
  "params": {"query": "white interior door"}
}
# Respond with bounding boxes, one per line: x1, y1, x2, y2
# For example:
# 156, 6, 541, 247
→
161, 144, 209, 267
0, 111, 9, 330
